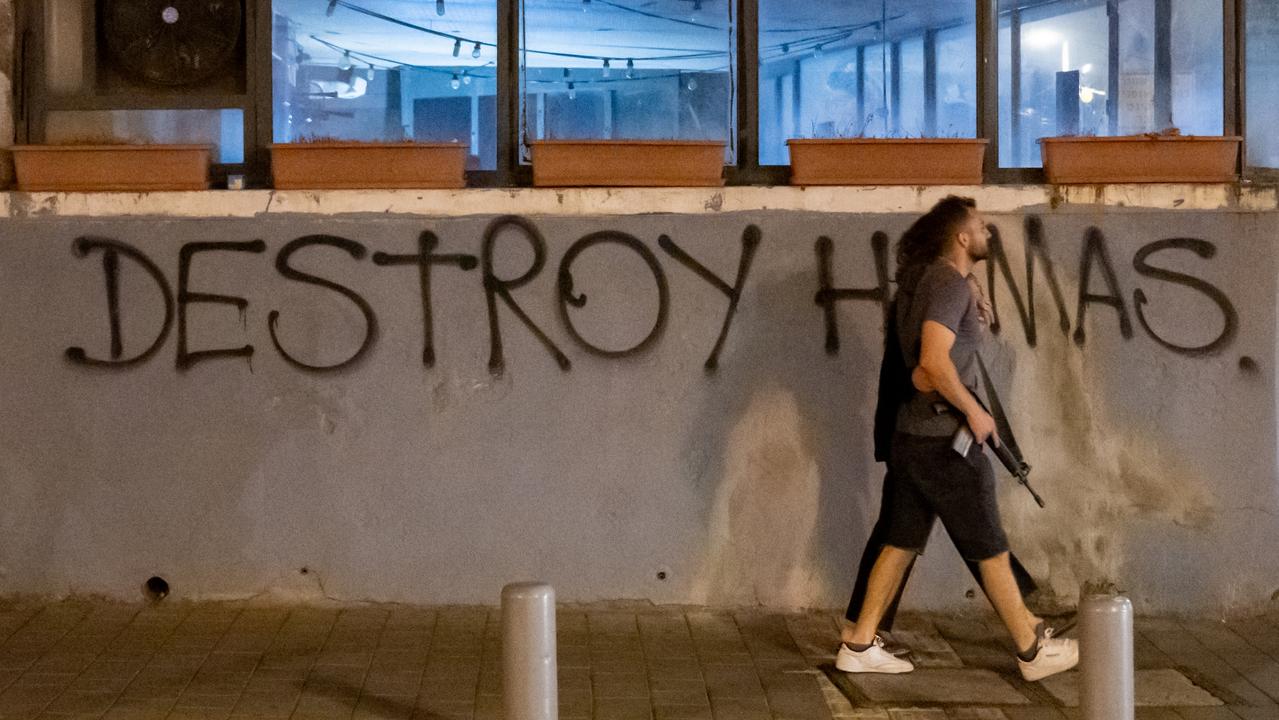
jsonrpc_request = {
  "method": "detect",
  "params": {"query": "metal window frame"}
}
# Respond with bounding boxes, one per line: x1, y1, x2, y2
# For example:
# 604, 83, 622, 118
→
988, 0, 1251, 183
19, 0, 258, 186
1236, 0, 1279, 182
985, 0, 1042, 184
14, 0, 1272, 188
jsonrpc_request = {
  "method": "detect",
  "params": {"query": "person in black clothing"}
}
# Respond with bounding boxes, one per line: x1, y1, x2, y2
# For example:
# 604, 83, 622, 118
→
843, 293, 1038, 649
834, 196, 1077, 681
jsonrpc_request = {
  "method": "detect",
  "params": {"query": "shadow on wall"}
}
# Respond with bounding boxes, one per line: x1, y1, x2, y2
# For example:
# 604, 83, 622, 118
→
685, 264, 880, 609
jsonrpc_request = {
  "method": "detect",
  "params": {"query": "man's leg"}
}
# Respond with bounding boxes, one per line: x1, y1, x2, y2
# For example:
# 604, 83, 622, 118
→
846, 545, 916, 646
977, 552, 1037, 651
847, 543, 1034, 644
845, 549, 915, 636
910, 437, 1076, 681
838, 434, 932, 670
845, 470, 916, 633
964, 552, 1041, 631
977, 551, 1078, 680
835, 544, 917, 674
962, 552, 1036, 597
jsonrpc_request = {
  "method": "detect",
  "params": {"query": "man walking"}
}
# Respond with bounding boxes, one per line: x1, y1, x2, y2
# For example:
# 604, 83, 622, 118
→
835, 196, 1078, 682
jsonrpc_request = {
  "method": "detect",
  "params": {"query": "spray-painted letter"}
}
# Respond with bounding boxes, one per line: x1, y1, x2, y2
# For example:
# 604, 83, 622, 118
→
177, 240, 267, 370
815, 232, 890, 354
373, 231, 477, 367
65, 237, 174, 368
269, 235, 379, 372
659, 225, 760, 371
1132, 238, 1237, 356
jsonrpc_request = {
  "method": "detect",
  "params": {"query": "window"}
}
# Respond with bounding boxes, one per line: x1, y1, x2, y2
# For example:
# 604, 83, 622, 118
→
272, 0, 499, 170
758, 1, 978, 165
27, 0, 250, 176
14, 0, 1251, 185
518, 0, 737, 162
45, 110, 245, 163
1246, 0, 1279, 169
998, 0, 1223, 169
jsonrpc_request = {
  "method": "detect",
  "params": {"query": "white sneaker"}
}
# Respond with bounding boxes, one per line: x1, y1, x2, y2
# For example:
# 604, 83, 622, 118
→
1018, 631, 1079, 681
835, 637, 915, 674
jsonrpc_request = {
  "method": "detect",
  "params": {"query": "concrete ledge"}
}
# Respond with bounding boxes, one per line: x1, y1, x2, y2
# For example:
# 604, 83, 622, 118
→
2, 183, 1277, 218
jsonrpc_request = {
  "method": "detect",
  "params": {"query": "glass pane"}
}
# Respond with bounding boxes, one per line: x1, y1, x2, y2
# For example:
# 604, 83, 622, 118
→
998, 0, 1222, 168
520, 0, 736, 162
1247, 0, 1279, 168
937, 26, 978, 138
759, 1, 977, 164
272, 0, 498, 170
43, 0, 87, 94
45, 110, 245, 164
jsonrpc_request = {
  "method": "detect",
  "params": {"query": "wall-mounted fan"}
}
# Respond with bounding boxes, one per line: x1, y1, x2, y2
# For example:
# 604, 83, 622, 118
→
102, 0, 243, 86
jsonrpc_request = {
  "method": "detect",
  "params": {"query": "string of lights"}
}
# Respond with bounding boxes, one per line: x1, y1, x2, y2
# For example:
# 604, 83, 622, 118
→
320, 0, 900, 67
589, 0, 723, 32
426, 0, 866, 33
307, 34, 724, 93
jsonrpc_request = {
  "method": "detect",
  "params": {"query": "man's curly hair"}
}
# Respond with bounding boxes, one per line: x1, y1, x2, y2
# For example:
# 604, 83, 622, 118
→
894, 195, 977, 292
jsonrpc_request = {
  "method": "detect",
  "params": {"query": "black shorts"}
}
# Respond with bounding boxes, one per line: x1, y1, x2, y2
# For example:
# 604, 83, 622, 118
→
883, 431, 1010, 561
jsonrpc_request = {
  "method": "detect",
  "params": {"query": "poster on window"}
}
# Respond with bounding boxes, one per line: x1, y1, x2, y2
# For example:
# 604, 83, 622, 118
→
1119, 73, 1153, 134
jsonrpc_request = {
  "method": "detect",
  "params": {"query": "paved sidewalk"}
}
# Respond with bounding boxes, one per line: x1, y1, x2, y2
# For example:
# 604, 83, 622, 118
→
0, 600, 1277, 720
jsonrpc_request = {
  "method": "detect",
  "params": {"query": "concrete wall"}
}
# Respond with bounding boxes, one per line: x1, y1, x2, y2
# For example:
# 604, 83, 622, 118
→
0, 186, 1275, 615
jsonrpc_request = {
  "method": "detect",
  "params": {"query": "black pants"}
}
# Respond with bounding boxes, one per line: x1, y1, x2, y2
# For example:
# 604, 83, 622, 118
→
844, 468, 1038, 629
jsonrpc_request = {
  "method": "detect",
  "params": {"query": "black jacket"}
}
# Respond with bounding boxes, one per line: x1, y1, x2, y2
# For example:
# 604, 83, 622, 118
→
872, 298, 914, 462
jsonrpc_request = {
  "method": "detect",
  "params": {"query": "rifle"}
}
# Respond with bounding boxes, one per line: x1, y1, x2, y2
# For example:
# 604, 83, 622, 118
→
990, 431, 1044, 508
938, 355, 1046, 508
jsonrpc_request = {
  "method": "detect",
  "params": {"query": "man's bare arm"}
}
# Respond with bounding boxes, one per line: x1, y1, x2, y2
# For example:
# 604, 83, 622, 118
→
915, 319, 998, 444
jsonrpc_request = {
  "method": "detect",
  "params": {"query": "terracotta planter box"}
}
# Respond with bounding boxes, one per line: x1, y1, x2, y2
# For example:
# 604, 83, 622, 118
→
269, 142, 466, 189
530, 140, 725, 187
1039, 135, 1242, 183
12, 144, 211, 191
787, 138, 989, 185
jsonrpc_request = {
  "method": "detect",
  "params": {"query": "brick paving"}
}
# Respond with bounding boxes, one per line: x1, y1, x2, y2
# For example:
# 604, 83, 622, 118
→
0, 599, 1276, 720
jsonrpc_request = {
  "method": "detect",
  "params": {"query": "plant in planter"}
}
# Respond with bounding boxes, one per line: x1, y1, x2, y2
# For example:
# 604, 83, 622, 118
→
528, 138, 726, 187
787, 120, 988, 186
268, 137, 468, 189
1038, 128, 1242, 184
11, 139, 212, 192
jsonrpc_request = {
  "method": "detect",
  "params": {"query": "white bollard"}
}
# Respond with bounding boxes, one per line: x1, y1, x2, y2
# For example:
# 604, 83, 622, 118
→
1080, 593, 1134, 720
502, 582, 558, 720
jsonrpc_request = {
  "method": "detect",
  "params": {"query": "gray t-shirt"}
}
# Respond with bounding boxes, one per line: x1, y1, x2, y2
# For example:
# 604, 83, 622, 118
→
895, 261, 987, 436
